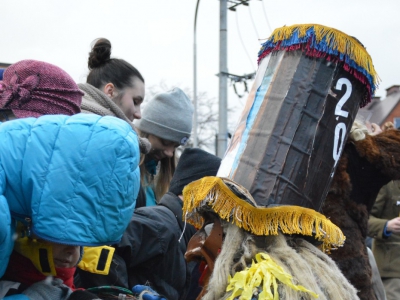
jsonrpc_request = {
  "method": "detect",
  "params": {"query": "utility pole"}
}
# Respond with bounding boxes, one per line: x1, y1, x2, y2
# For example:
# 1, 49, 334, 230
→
217, 0, 228, 158
193, 0, 200, 148
217, 0, 252, 157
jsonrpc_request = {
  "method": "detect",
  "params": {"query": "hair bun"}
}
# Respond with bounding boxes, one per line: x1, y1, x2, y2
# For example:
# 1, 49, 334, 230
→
88, 38, 112, 70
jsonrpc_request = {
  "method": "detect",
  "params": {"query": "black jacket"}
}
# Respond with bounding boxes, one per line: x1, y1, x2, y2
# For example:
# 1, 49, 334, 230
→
76, 192, 197, 300
134, 185, 146, 209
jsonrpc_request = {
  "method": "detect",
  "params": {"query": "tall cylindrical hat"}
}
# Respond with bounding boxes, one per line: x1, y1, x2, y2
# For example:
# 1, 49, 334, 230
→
183, 24, 378, 250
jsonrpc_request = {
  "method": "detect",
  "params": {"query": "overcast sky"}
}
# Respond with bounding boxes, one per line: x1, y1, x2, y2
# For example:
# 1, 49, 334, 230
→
1, 0, 399, 118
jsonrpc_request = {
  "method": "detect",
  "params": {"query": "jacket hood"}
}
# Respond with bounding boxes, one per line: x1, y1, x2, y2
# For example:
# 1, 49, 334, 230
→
0, 114, 140, 275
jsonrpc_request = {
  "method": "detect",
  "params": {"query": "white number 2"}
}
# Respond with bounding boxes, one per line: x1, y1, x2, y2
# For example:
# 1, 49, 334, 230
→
332, 78, 352, 170
335, 78, 352, 118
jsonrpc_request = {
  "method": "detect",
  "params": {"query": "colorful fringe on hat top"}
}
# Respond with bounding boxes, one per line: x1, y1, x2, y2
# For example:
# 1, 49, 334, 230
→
258, 24, 379, 107
183, 177, 346, 252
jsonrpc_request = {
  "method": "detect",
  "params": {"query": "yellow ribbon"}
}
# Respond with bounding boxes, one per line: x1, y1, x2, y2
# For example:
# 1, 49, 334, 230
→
226, 252, 319, 300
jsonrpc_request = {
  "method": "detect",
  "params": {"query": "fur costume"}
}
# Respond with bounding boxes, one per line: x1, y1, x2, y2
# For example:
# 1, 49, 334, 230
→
322, 127, 400, 300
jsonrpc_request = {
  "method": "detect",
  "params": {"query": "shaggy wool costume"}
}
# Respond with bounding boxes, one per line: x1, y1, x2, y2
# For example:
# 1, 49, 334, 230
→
202, 223, 359, 300
322, 128, 400, 300
367, 247, 387, 300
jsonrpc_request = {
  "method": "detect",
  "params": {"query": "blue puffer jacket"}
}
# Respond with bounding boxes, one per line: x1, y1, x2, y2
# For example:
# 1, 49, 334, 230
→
0, 114, 140, 277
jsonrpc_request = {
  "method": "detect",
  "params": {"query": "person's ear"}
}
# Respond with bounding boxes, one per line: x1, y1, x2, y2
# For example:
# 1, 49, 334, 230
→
103, 83, 116, 98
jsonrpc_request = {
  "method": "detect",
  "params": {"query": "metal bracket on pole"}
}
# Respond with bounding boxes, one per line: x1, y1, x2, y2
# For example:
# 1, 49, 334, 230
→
216, 71, 256, 98
227, 0, 250, 11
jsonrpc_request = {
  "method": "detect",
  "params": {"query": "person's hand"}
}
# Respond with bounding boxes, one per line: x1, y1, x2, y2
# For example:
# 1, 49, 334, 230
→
366, 121, 382, 136
382, 121, 395, 131
387, 217, 400, 233
131, 285, 166, 300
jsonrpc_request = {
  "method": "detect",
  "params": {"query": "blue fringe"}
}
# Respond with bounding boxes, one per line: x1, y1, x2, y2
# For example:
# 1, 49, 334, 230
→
258, 27, 376, 95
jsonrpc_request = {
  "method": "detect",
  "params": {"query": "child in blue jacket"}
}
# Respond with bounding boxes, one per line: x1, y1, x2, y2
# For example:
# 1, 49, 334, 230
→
0, 59, 141, 300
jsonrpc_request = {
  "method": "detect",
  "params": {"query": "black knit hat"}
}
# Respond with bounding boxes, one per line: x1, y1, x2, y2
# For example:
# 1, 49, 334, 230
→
169, 148, 221, 196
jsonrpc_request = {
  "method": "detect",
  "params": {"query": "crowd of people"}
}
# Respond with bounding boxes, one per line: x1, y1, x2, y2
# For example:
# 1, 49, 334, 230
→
0, 24, 400, 300
0, 38, 202, 300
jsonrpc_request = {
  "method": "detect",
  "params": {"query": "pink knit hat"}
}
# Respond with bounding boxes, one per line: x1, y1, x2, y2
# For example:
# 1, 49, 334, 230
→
0, 60, 83, 118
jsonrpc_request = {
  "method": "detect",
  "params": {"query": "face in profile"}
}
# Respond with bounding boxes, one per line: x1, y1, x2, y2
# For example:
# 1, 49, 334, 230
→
147, 134, 180, 161
115, 76, 145, 121
52, 243, 80, 268
185, 212, 224, 291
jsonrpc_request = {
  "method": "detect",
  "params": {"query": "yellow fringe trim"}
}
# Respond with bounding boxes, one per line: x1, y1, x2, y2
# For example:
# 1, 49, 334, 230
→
268, 24, 380, 87
182, 176, 345, 250
226, 252, 319, 300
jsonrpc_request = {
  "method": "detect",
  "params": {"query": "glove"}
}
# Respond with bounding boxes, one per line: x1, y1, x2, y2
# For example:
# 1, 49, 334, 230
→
131, 285, 167, 300
22, 278, 72, 300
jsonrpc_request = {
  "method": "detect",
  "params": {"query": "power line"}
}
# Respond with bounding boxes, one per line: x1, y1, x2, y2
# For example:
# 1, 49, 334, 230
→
235, 12, 256, 71
248, 4, 260, 40
260, 0, 272, 35
228, 1, 257, 100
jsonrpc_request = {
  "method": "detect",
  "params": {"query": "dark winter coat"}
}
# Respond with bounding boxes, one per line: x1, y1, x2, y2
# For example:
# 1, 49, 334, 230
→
76, 192, 197, 300
134, 185, 147, 209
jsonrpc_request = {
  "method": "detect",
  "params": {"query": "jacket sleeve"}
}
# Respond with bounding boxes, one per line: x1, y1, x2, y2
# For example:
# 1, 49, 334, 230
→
0, 164, 14, 278
116, 206, 179, 267
368, 184, 390, 240
134, 185, 147, 209
75, 206, 180, 290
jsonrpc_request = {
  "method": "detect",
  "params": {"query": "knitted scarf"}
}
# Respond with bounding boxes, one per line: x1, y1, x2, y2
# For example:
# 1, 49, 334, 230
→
79, 83, 129, 121
78, 83, 151, 154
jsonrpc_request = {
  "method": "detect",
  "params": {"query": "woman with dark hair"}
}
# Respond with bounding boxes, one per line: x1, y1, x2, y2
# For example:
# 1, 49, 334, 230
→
79, 38, 150, 154
80, 38, 145, 122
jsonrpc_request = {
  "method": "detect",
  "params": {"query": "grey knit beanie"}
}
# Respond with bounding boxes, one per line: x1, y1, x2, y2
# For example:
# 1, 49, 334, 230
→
134, 88, 193, 145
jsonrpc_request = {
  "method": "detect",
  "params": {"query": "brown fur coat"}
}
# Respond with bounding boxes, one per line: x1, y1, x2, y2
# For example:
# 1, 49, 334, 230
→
322, 129, 400, 300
